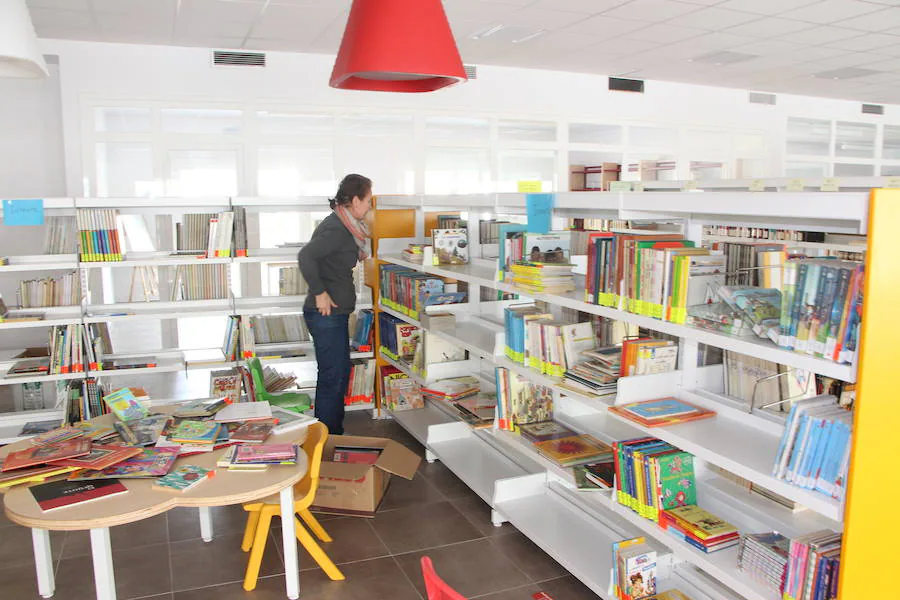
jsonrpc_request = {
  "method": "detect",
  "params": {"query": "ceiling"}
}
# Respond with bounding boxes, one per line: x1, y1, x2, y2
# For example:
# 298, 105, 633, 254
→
25, 0, 900, 104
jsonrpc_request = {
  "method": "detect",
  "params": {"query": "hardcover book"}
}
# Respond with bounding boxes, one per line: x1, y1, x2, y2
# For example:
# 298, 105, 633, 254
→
48, 444, 143, 471
167, 420, 221, 445
173, 397, 231, 418
29, 478, 128, 511
102, 387, 149, 422
72, 447, 180, 479
0, 461, 77, 489
153, 465, 214, 493
114, 414, 170, 446
2, 437, 92, 471
332, 446, 383, 465
232, 443, 297, 465
432, 229, 469, 265
518, 421, 576, 443
228, 420, 275, 444
30, 426, 84, 446
533, 434, 613, 467
610, 397, 716, 428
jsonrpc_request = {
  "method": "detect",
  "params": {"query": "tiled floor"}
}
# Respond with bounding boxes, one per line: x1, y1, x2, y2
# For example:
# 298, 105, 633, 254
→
1, 412, 599, 600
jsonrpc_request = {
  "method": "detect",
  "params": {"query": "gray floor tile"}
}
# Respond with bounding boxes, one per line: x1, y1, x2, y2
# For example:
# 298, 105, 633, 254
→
167, 504, 248, 544
451, 496, 515, 538
62, 513, 169, 559
490, 530, 569, 582
369, 501, 482, 555
268, 513, 390, 571
0, 523, 65, 567
169, 530, 283, 591
55, 541, 172, 600
418, 460, 482, 501
378, 472, 446, 512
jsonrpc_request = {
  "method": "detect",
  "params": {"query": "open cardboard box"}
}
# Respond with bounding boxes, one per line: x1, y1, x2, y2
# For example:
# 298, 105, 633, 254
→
311, 434, 421, 518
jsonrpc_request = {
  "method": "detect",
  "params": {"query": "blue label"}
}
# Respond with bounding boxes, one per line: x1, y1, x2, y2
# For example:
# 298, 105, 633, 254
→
526, 193, 554, 234
2, 199, 44, 226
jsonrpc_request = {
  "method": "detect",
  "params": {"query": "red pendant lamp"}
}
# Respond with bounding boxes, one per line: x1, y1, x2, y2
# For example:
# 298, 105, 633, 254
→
330, 0, 467, 93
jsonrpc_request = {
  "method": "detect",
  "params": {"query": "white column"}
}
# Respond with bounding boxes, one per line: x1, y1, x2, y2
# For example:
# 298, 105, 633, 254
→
198, 506, 213, 542
280, 486, 300, 599
32, 528, 55, 598
89, 527, 116, 600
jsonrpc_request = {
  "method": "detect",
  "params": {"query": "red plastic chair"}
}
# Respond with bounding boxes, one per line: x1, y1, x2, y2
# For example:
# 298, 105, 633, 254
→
421, 556, 468, 600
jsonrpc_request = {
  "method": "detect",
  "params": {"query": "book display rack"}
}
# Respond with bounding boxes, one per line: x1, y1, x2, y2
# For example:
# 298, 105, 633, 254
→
366, 180, 886, 600
0, 196, 374, 444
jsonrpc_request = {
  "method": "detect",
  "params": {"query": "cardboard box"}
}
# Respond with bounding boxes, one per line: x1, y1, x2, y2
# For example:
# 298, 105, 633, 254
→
311, 434, 421, 518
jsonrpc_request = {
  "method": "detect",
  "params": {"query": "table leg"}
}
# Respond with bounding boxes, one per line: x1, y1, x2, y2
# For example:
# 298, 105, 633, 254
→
32, 528, 55, 598
90, 528, 116, 600
279, 486, 299, 599
198, 506, 213, 542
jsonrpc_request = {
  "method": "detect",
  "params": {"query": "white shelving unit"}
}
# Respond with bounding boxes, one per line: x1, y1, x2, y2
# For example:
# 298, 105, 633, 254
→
371, 187, 863, 600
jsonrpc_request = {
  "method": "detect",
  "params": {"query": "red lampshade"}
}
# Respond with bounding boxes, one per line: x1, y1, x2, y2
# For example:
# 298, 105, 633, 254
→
330, 0, 467, 93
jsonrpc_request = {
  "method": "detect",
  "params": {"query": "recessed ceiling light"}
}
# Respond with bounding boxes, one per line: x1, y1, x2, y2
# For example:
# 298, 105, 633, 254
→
471, 24, 505, 40
689, 51, 758, 66
512, 29, 548, 44
813, 67, 882, 80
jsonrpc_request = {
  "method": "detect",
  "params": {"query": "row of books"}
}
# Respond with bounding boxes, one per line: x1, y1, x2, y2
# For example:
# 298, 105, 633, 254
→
378, 312, 419, 360
349, 308, 374, 351
345, 358, 375, 404
16, 271, 81, 308
495, 367, 552, 431
76, 209, 123, 262
380, 365, 420, 411
45, 215, 78, 254
174, 208, 249, 257
773, 395, 851, 501
171, 263, 230, 301
278, 266, 307, 295
379, 264, 466, 317
736, 529, 841, 600
704, 225, 827, 243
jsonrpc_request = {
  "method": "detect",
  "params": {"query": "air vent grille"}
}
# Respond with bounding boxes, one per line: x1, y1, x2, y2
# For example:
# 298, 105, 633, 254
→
212, 50, 266, 67
609, 77, 644, 93
862, 103, 884, 115
464, 64, 477, 80
749, 92, 776, 105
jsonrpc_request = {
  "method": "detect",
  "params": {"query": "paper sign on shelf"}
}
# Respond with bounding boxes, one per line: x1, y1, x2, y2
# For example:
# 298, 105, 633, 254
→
517, 180, 542, 193
886, 177, 900, 188
682, 180, 698, 191
632, 181, 644, 192
749, 179, 766, 192
608, 181, 633, 192
786, 179, 805, 192
526, 193, 554, 234
821, 177, 840, 192
2, 199, 44, 226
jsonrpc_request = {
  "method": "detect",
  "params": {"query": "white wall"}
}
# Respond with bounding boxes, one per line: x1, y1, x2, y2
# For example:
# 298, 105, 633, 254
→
31, 39, 900, 196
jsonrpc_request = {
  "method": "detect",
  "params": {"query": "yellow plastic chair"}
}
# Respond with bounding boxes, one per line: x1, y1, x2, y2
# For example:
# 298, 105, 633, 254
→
240, 422, 344, 590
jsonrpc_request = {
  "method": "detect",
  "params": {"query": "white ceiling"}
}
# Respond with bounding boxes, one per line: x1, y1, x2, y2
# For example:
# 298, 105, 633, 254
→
25, 0, 900, 104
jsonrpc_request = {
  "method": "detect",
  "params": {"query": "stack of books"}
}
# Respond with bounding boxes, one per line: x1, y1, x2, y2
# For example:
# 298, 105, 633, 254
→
453, 393, 496, 428
612, 537, 658, 600
401, 244, 425, 264
738, 532, 790, 592
660, 505, 740, 553
218, 443, 298, 471
533, 434, 613, 468
420, 376, 480, 403
609, 397, 716, 428
613, 437, 697, 522
562, 347, 621, 398
509, 261, 576, 294
518, 421, 575, 443
783, 530, 841, 600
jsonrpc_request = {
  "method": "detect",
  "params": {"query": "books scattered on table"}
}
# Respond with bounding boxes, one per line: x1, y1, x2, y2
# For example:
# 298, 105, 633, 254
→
166, 420, 222, 445
173, 397, 232, 418
0, 460, 77, 489
533, 434, 613, 467
19, 419, 66, 437
333, 446, 383, 465
270, 406, 318, 434
228, 420, 275, 444
153, 465, 215, 493
114, 414, 170, 446
30, 425, 84, 446
70, 447, 180, 479
772, 395, 851, 502
2, 437, 91, 471
214, 400, 273, 423
49, 444, 143, 471
102, 387, 149, 422
738, 532, 790, 593
609, 397, 716, 428
613, 438, 697, 522
612, 536, 658, 600
71, 421, 118, 441
660, 505, 740, 554
30, 478, 128, 511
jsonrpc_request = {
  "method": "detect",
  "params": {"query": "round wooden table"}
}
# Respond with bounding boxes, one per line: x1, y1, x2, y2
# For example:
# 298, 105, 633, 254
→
2, 407, 309, 600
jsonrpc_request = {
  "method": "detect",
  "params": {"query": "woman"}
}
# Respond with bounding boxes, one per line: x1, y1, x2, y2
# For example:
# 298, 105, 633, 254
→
298, 174, 372, 434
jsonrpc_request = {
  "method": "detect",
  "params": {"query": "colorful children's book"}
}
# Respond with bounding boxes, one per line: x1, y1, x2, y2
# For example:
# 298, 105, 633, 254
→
662, 505, 738, 540
518, 421, 576, 443
114, 414, 170, 446
153, 465, 215, 493
228, 420, 275, 444
232, 443, 298, 465
167, 420, 222, 445
173, 397, 231, 418
209, 369, 242, 404
0, 462, 78, 489
48, 444, 143, 470
533, 434, 613, 467
332, 446, 383, 465
30, 478, 128, 511
583, 460, 616, 488
30, 426, 84, 446
432, 229, 469, 265
72, 421, 118, 441
2, 437, 92, 471
102, 387, 149, 422
71, 447, 180, 479
610, 397, 716, 428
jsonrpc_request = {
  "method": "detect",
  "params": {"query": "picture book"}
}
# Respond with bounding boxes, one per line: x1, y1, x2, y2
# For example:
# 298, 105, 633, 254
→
332, 446, 383, 465
623, 547, 657, 599
518, 421, 576, 443
173, 397, 231, 418
610, 397, 716, 428
48, 444, 143, 470
114, 414, 170, 446
656, 451, 697, 510
0, 462, 78, 489
19, 420, 63, 436
523, 231, 571, 264
214, 401, 272, 422
582, 460, 616, 488
153, 465, 215, 493
662, 505, 738, 540
533, 434, 613, 467
228, 420, 275, 444
270, 406, 318, 434
432, 229, 469, 265
72, 447, 179, 479
102, 387, 149, 422
167, 420, 221, 445
232, 443, 298, 465
573, 465, 606, 491
717, 286, 782, 340
209, 369, 242, 404
612, 536, 646, 599
71, 421, 118, 441
30, 478, 128, 511
2, 437, 92, 471
30, 426, 84, 446
388, 378, 424, 411
217, 445, 268, 471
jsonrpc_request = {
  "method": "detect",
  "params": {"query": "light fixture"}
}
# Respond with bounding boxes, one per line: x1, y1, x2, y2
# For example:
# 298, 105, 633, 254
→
0, 0, 49, 78
471, 24, 505, 40
330, 0, 467, 93
511, 29, 548, 44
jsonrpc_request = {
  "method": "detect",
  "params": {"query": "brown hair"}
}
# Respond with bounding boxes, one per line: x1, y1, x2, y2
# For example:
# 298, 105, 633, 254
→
330, 174, 372, 209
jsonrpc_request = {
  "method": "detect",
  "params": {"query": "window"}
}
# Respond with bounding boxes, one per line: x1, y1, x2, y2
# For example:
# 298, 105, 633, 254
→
883, 126, 900, 160
94, 107, 151, 133
425, 147, 491, 194
499, 120, 556, 143
425, 116, 490, 144
786, 118, 831, 156
497, 149, 557, 192
835, 122, 875, 159
568, 123, 623, 145
340, 115, 415, 194
167, 149, 239, 197
95, 142, 155, 197
161, 108, 242, 135
258, 146, 335, 196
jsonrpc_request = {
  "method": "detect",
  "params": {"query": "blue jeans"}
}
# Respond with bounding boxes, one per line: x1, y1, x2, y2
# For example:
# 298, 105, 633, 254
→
304, 309, 350, 435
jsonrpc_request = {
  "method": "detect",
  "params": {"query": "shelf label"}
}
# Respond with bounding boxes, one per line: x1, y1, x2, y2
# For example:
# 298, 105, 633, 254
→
820, 177, 840, 192
786, 178, 805, 192
526, 193, 554, 234
608, 181, 633, 192
886, 177, 900, 188
632, 181, 644, 192
517, 180, 542, 193
2, 199, 44, 226
682, 180, 698, 191
749, 179, 766, 192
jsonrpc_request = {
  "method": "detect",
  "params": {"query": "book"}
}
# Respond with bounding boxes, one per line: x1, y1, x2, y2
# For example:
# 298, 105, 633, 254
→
610, 397, 716, 428
153, 465, 215, 493
214, 401, 273, 422
101, 356, 159, 370
232, 443, 298, 465
432, 229, 469, 265
582, 460, 616, 488
30, 426, 84, 446
167, 420, 222, 445
70, 447, 180, 479
533, 434, 613, 467
518, 421, 576, 443
48, 444, 143, 470
113, 414, 170, 446
270, 406, 318, 434
2, 437, 92, 471
173, 397, 231, 418
662, 505, 738, 540
209, 369, 242, 403
216, 445, 268, 471
29, 478, 128, 511
228, 420, 275, 443
0, 460, 78, 489
102, 387, 149, 422
332, 446, 383, 465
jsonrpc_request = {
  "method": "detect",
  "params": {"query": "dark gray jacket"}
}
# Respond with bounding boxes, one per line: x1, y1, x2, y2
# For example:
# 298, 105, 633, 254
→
298, 213, 358, 315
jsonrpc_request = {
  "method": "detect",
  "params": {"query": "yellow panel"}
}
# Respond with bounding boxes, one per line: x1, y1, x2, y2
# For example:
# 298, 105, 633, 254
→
371, 200, 415, 239
839, 189, 900, 596
425, 211, 460, 239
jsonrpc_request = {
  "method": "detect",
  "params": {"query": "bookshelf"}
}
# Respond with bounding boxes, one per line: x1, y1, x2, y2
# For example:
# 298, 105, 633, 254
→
369, 181, 883, 600
0, 196, 376, 443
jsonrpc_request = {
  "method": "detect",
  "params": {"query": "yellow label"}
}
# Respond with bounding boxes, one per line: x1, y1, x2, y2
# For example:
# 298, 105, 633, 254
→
408, 310, 418, 320
517, 180, 542, 193
632, 182, 644, 192
786, 178, 805, 192
682, 180, 698, 191
599, 292, 614, 307
821, 177, 840, 192
749, 179, 766, 192
886, 177, 900, 188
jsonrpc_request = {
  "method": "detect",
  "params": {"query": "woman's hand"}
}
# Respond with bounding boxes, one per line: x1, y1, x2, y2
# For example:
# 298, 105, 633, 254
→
316, 291, 338, 316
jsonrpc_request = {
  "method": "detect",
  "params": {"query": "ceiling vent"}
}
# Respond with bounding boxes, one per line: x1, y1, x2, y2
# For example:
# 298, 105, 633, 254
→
609, 77, 644, 93
212, 50, 266, 68
464, 64, 477, 80
862, 103, 884, 115
749, 92, 776, 105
